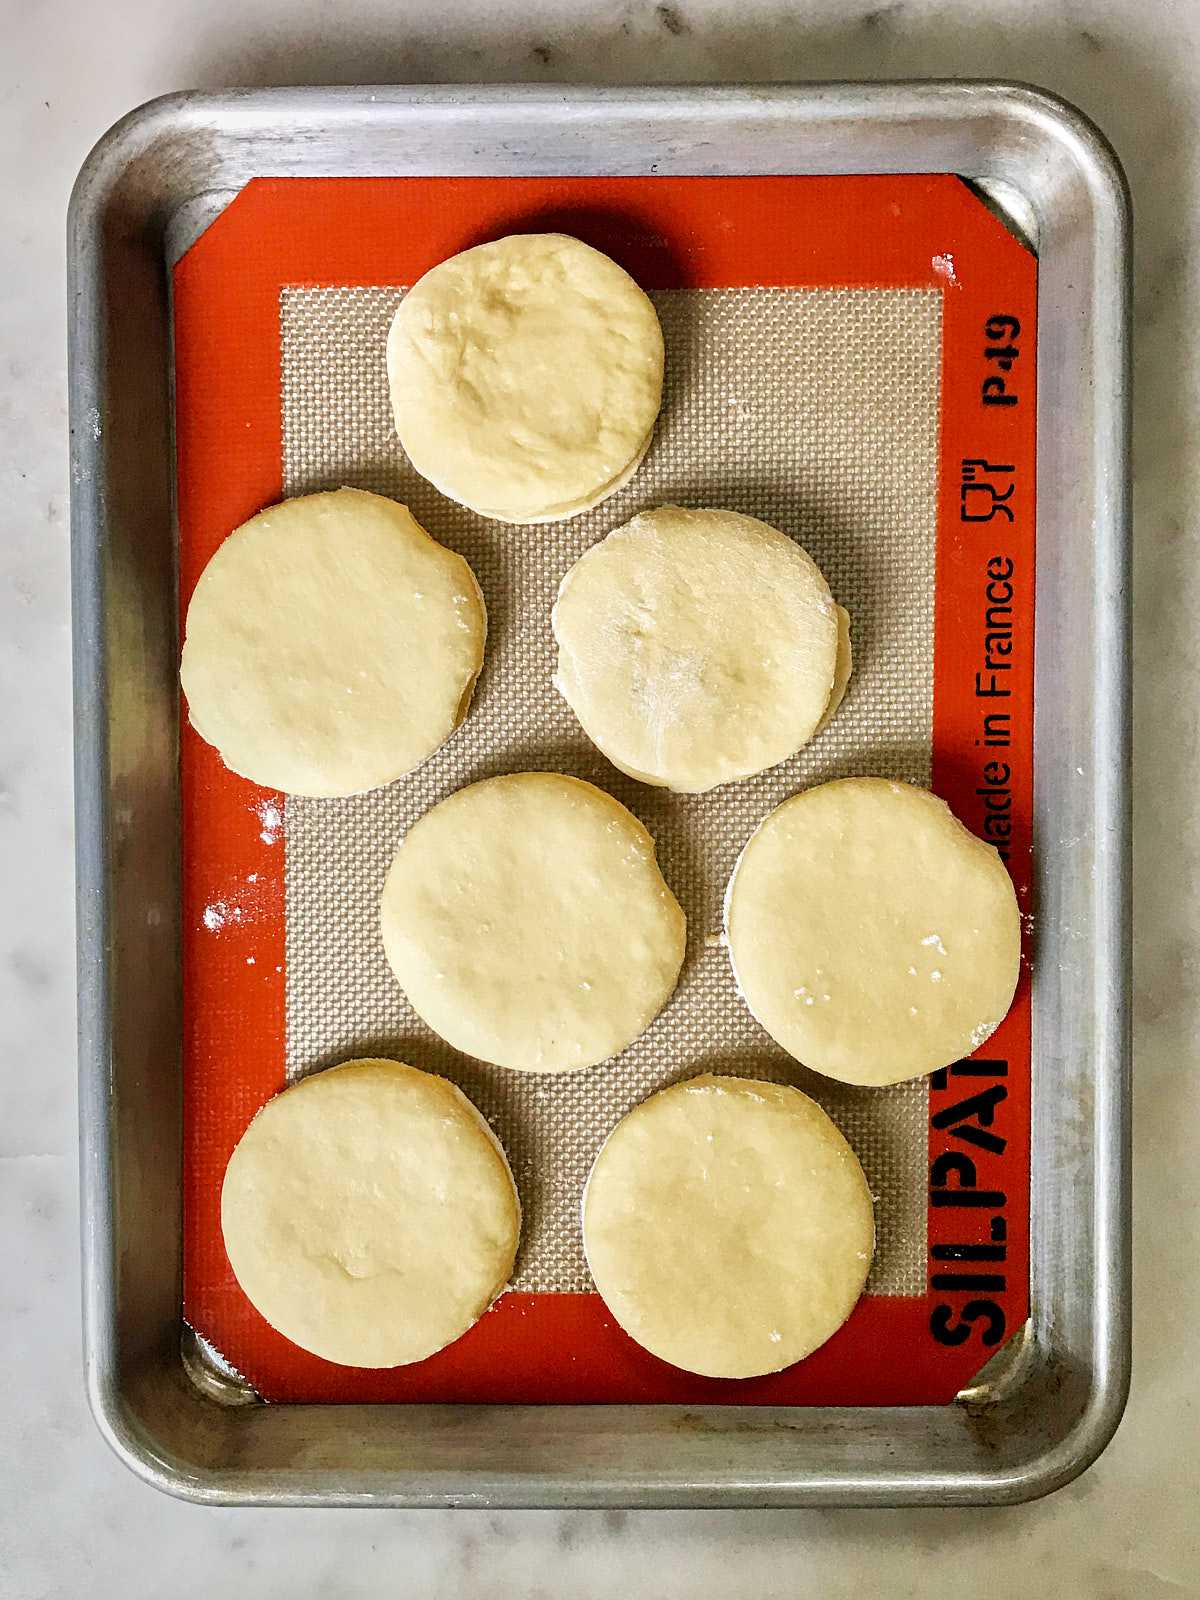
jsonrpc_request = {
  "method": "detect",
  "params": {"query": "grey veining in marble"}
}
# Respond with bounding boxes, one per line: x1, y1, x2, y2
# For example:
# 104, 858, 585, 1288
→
1, 0, 1196, 1594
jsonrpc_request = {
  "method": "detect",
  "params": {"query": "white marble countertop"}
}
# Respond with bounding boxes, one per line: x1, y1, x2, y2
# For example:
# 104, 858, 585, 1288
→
2, 0, 1195, 1593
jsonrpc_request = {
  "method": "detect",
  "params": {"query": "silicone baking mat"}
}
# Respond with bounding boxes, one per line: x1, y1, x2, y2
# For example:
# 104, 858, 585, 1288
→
175, 175, 1036, 1405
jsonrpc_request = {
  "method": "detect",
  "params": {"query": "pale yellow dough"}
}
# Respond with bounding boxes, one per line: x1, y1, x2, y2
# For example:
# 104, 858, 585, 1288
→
180, 489, 486, 798
220, 1059, 520, 1368
386, 234, 664, 523
814, 605, 853, 736
725, 778, 1022, 1086
380, 772, 685, 1071
583, 1075, 874, 1379
552, 508, 843, 792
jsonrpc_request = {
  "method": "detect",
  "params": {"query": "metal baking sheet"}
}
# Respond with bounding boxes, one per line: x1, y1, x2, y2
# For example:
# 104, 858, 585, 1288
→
69, 83, 1130, 1506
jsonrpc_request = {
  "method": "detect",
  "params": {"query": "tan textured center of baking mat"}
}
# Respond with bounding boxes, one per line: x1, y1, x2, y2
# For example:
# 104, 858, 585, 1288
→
280, 285, 941, 1296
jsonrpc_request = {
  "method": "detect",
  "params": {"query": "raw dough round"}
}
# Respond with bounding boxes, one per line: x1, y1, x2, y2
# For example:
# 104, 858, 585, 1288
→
380, 772, 685, 1071
220, 1059, 520, 1368
814, 605, 853, 736
583, 1074, 874, 1379
725, 778, 1022, 1086
386, 234, 664, 523
552, 507, 842, 792
181, 489, 486, 798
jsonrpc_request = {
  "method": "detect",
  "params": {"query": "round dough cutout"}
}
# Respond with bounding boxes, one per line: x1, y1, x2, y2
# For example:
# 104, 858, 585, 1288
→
181, 489, 486, 797
814, 604, 853, 736
220, 1059, 520, 1368
380, 772, 685, 1071
725, 778, 1022, 1086
583, 1074, 874, 1379
552, 507, 842, 792
386, 234, 664, 523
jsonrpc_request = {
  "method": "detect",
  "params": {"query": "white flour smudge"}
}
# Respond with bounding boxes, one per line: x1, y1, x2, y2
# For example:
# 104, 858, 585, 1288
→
202, 900, 245, 933
255, 800, 284, 846
931, 253, 960, 287
969, 1020, 995, 1051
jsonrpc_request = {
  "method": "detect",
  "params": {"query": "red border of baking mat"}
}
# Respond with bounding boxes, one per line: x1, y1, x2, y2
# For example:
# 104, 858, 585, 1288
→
175, 175, 1036, 1405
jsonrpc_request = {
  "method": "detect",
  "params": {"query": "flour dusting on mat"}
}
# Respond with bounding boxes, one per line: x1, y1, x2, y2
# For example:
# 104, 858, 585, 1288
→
202, 900, 243, 933
931, 253, 959, 287
255, 799, 284, 845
